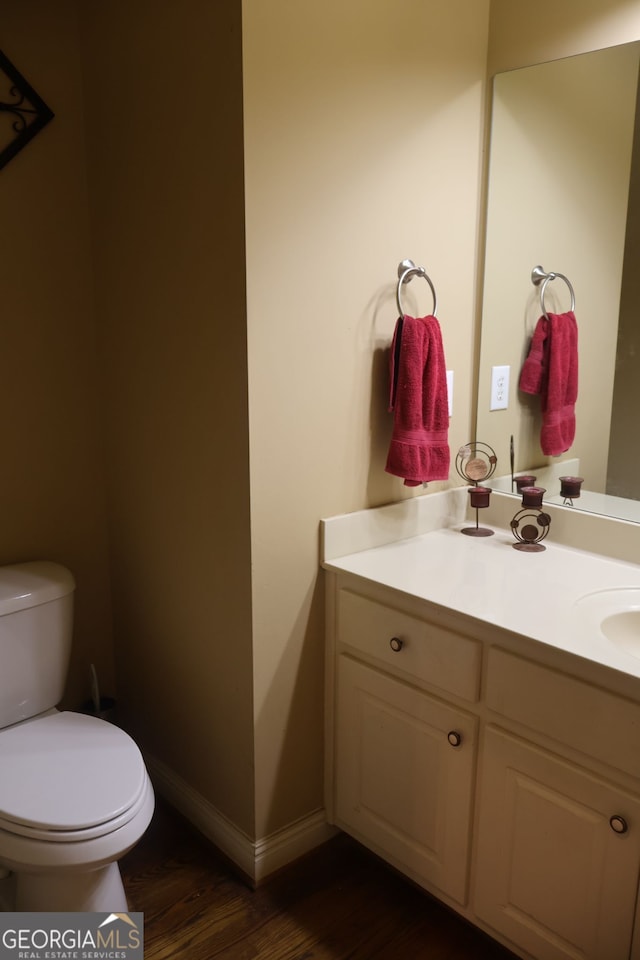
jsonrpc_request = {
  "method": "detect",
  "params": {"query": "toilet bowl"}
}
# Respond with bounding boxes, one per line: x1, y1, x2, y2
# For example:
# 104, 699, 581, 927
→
0, 561, 155, 912
0, 711, 154, 911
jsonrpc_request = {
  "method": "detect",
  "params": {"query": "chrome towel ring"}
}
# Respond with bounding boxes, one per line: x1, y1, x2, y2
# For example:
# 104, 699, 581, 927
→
396, 259, 438, 317
531, 265, 576, 318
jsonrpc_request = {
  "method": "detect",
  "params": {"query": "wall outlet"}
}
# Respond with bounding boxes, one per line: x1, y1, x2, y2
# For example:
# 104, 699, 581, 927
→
446, 370, 453, 417
490, 364, 510, 410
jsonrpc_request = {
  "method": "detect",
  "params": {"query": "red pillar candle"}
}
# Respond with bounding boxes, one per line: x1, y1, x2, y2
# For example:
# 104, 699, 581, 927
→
469, 486, 491, 508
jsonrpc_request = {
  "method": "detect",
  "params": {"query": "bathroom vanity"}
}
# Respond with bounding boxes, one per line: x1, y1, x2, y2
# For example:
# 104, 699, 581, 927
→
322, 491, 640, 960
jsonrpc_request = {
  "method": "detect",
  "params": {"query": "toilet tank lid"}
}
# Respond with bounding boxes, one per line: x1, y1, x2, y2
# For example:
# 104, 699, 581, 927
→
0, 562, 75, 616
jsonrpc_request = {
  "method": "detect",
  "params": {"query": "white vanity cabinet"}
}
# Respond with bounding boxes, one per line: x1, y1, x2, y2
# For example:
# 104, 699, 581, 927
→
474, 725, 640, 960
474, 648, 640, 960
329, 586, 482, 906
325, 573, 640, 960
335, 655, 478, 904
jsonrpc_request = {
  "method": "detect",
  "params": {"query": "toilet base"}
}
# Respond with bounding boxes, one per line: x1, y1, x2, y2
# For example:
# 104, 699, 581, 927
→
14, 862, 128, 912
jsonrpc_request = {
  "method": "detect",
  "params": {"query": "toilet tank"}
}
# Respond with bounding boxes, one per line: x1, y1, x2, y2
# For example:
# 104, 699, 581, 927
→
0, 561, 75, 730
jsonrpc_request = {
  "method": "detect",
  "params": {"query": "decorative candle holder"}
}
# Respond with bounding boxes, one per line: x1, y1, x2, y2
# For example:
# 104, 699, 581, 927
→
510, 507, 551, 551
462, 485, 494, 537
559, 476, 584, 506
514, 474, 537, 492
456, 442, 497, 537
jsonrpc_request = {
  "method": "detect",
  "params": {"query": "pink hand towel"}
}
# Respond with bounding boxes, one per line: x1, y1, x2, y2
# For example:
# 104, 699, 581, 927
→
385, 315, 450, 486
519, 310, 578, 456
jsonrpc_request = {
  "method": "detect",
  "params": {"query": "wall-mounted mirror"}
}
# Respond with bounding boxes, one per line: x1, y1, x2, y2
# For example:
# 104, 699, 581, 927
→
477, 41, 640, 523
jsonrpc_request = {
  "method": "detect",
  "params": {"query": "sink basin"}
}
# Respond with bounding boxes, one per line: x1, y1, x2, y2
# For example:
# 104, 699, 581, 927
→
601, 611, 640, 656
574, 588, 640, 659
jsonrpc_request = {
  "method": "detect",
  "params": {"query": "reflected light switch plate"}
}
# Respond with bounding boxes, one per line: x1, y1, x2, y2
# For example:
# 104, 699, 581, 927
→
490, 365, 509, 411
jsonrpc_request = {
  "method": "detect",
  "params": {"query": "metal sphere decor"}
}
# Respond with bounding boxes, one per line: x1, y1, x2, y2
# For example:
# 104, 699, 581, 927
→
455, 442, 498, 485
457, 441, 498, 538
510, 508, 552, 552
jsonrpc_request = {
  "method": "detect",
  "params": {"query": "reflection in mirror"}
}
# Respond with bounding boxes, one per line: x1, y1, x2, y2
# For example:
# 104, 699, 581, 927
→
477, 42, 640, 522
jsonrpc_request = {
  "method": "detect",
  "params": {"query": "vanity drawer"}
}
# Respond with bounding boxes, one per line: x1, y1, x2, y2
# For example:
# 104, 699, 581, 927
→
486, 647, 640, 777
337, 589, 481, 702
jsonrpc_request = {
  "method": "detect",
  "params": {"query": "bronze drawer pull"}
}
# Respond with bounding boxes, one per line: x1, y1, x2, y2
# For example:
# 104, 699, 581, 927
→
610, 815, 628, 835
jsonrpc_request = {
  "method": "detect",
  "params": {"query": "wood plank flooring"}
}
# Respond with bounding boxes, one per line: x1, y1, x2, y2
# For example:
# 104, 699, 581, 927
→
120, 801, 518, 960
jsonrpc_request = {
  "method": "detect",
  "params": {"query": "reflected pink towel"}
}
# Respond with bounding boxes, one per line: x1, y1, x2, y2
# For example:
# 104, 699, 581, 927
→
519, 310, 578, 456
385, 315, 450, 486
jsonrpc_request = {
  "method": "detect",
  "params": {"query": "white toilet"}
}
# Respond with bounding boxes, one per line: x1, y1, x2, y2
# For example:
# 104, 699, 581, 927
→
0, 560, 154, 912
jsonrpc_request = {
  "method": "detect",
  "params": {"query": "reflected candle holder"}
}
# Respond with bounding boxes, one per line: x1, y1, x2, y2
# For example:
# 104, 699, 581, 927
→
520, 485, 546, 508
456, 442, 498, 538
560, 476, 584, 506
514, 474, 537, 492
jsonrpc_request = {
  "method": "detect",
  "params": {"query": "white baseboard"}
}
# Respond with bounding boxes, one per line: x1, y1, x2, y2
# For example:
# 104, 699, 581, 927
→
145, 753, 337, 885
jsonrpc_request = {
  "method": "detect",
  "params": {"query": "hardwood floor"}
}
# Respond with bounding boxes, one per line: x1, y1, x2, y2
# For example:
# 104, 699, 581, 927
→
120, 801, 517, 960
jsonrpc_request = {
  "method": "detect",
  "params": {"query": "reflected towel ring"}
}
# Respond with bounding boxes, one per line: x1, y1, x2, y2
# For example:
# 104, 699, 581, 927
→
531, 264, 576, 318
396, 259, 438, 317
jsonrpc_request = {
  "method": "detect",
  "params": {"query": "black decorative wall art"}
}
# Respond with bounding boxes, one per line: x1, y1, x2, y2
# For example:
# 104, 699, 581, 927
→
0, 49, 54, 170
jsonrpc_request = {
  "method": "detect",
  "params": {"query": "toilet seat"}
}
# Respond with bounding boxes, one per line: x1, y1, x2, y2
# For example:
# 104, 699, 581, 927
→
0, 781, 151, 843
0, 711, 147, 840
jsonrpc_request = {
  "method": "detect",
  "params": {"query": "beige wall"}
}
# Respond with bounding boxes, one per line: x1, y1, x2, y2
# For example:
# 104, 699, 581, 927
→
488, 0, 640, 75
242, 0, 490, 837
80, 1, 255, 835
0, 1, 114, 711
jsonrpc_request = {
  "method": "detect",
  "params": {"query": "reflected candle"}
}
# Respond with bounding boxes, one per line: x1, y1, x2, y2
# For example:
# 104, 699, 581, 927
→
521, 486, 545, 508
515, 474, 537, 492
560, 476, 584, 499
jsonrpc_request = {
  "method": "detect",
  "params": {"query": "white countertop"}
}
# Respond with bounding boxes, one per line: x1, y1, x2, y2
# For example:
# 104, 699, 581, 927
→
323, 523, 640, 681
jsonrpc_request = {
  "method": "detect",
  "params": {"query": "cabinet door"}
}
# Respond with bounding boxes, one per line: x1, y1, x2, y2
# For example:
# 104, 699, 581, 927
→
475, 726, 640, 960
334, 654, 477, 905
